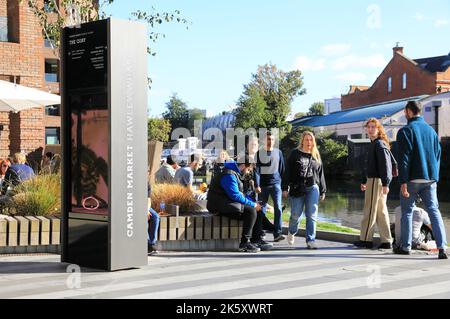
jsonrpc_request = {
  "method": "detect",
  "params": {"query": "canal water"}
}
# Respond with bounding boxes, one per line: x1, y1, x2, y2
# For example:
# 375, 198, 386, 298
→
315, 179, 450, 242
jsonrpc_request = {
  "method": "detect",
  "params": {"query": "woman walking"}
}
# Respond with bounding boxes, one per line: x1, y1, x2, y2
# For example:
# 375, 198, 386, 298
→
354, 118, 393, 249
282, 131, 326, 249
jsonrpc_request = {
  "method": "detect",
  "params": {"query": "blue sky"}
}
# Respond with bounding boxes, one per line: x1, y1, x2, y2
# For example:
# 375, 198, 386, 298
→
106, 0, 450, 118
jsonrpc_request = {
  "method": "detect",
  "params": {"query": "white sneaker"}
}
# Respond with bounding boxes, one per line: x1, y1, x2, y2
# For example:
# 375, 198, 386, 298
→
287, 233, 295, 246
307, 241, 318, 250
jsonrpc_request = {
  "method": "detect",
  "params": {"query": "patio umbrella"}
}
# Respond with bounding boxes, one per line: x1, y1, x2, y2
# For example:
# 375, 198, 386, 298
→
0, 80, 60, 112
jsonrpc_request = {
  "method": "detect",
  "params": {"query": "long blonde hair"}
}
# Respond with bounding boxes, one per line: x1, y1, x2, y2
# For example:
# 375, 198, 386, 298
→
298, 131, 321, 163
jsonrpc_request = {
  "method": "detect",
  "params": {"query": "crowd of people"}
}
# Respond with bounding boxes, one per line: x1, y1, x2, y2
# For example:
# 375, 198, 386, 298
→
147, 101, 448, 259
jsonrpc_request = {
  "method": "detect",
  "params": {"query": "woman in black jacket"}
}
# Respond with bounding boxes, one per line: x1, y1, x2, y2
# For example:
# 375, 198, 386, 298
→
282, 131, 326, 249
354, 118, 393, 249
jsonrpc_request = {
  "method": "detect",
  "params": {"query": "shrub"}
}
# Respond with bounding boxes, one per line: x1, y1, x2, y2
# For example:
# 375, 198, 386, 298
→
151, 183, 196, 213
8, 174, 61, 217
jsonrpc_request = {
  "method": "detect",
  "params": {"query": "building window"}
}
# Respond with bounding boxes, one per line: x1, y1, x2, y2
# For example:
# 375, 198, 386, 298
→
44, 0, 59, 13
45, 127, 60, 145
402, 73, 407, 90
44, 38, 56, 48
0, 16, 7, 42
388, 77, 392, 93
45, 59, 59, 82
45, 104, 60, 116
351, 134, 363, 139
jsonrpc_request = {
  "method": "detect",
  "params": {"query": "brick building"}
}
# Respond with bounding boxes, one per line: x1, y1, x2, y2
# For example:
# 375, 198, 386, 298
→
0, 0, 61, 170
341, 46, 450, 110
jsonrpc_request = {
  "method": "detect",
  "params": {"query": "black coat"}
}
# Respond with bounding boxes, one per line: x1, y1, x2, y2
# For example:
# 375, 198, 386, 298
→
361, 138, 393, 187
282, 149, 326, 195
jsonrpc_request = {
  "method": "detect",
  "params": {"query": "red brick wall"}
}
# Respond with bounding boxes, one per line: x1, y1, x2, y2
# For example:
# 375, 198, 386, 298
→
0, 0, 6, 16
0, 0, 58, 163
342, 52, 438, 109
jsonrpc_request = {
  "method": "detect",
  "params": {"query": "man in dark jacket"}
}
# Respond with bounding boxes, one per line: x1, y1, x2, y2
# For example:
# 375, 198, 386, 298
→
255, 131, 286, 242
207, 157, 272, 252
395, 100, 447, 259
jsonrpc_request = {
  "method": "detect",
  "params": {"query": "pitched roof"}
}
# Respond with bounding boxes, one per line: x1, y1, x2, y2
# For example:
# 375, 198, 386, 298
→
414, 54, 450, 73
290, 96, 427, 128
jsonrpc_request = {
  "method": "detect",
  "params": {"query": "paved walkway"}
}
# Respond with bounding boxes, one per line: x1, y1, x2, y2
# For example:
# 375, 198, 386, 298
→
0, 237, 449, 299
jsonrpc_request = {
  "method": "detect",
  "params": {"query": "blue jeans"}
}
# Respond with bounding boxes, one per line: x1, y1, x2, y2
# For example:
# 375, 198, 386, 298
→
148, 208, 160, 245
260, 184, 283, 236
400, 182, 447, 251
288, 184, 320, 243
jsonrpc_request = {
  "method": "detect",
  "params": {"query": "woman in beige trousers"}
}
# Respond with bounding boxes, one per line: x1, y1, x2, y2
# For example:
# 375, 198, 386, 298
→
354, 118, 393, 249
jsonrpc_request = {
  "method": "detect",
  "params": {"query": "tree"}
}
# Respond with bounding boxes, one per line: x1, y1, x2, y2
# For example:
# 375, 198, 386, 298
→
280, 127, 348, 176
317, 133, 348, 175
163, 93, 189, 133
308, 102, 325, 116
148, 118, 171, 142
234, 87, 267, 130
294, 112, 306, 119
234, 63, 306, 137
188, 108, 206, 135
22, 0, 189, 86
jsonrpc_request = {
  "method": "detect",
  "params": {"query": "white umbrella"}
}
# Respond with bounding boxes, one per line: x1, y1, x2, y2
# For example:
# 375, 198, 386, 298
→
0, 80, 61, 112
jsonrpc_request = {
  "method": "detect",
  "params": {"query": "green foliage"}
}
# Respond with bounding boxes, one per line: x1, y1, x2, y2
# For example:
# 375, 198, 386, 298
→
280, 125, 313, 155
234, 63, 306, 137
148, 117, 171, 142
234, 87, 268, 130
8, 174, 61, 217
163, 93, 189, 134
308, 102, 325, 116
281, 127, 348, 176
294, 112, 306, 119
188, 108, 206, 135
22, 0, 189, 87
318, 137, 348, 175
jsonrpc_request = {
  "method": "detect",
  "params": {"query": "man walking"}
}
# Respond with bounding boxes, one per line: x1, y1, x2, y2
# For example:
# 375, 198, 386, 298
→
395, 100, 448, 259
255, 131, 286, 242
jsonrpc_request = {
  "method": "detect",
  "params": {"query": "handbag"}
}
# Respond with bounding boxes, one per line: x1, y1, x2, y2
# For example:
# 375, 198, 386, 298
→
289, 156, 312, 198
388, 149, 398, 178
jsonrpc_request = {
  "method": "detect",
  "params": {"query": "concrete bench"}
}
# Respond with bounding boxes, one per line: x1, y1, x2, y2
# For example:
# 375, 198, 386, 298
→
0, 216, 60, 254
158, 214, 244, 251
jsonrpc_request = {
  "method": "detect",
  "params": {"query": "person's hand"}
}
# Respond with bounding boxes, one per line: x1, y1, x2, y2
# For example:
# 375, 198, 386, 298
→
320, 194, 326, 201
282, 191, 289, 199
401, 183, 410, 198
360, 184, 367, 192
382, 186, 389, 195
147, 210, 151, 220
255, 202, 262, 212
255, 187, 262, 194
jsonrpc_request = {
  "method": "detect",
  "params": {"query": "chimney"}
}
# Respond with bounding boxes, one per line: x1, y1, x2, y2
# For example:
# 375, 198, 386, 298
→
393, 44, 404, 56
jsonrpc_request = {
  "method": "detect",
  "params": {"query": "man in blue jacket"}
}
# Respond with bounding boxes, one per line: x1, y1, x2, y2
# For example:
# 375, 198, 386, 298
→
207, 155, 273, 252
395, 100, 448, 259
1, 153, 35, 195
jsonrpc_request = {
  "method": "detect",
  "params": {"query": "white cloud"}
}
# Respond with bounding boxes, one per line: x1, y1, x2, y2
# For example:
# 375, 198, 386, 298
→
333, 54, 386, 70
412, 13, 427, 21
435, 19, 449, 27
321, 43, 352, 56
293, 56, 326, 71
412, 13, 449, 28
335, 73, 368, 82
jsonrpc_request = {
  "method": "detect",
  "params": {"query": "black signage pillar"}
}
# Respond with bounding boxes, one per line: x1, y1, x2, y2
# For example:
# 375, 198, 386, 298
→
61, 19, 148, 271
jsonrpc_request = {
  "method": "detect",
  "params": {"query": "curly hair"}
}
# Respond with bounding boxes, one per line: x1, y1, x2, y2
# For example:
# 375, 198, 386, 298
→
365, 118, 391, 149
